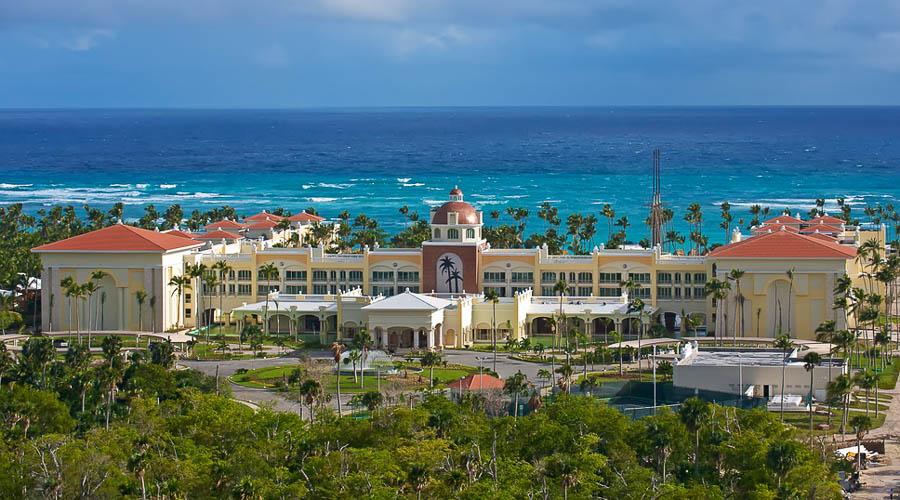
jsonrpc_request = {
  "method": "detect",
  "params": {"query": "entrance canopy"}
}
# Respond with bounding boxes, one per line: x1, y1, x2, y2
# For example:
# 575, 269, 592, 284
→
362, 290, 453, 349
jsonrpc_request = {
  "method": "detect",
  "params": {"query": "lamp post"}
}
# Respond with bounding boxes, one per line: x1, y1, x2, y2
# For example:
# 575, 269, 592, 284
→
652, 345, 657, 413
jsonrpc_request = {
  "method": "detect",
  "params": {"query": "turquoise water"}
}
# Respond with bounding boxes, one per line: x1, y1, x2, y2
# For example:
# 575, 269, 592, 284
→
1, 107, 899, 244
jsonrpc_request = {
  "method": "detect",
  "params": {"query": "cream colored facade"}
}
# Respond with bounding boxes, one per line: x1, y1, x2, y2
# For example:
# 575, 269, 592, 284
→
33, 189, 887, 346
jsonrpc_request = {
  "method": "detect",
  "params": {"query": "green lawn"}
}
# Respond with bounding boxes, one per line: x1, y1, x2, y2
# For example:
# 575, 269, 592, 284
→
230, 361, 479, 393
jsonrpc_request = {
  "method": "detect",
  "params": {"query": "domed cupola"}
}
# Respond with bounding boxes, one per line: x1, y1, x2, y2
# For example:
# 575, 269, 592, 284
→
429, 186, 483, 242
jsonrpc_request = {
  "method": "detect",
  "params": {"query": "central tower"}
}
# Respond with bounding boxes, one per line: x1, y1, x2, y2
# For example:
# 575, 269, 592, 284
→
423, 186, 485, 294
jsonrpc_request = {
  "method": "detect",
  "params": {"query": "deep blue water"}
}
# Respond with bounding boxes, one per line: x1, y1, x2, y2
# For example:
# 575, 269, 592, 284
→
1, 107, 899, 243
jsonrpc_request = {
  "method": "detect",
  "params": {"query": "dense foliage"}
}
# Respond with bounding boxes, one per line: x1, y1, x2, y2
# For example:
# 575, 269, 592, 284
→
0, 336, 843, 499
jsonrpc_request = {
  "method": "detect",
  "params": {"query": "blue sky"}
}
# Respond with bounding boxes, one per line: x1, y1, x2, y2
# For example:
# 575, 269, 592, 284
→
2, 0, 900, 107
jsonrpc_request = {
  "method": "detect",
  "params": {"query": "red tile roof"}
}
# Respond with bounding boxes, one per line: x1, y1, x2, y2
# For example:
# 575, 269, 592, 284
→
194, 229, 243, 240
754, 224, 799, 234
446, 374, 505, 391
799, 224, 843, 234
244, 211, 286, 222
806, 232, 838, 242
204, 219, 247, 231
762, 215, 803, 226
163, 229, 195, 239
287, 211, 325, 223
708, 230, 857, 259
246, 219, 280, 230
808, 215, 845, 225
33, 224, 202, 253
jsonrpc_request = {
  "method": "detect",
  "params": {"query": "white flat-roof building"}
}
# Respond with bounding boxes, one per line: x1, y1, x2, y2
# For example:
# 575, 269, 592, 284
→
674, 342, 847, 401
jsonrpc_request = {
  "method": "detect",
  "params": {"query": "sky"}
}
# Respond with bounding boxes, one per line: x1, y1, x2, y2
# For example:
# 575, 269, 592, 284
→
2, 0, 900, 107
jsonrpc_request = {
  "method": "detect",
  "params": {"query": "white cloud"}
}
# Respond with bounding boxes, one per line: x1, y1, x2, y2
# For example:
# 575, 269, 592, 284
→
62, 29, 114, 51
389, 25, 473, 57
253, 43, 290, 68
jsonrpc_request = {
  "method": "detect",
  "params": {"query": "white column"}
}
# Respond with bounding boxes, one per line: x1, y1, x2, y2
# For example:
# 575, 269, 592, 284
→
437, 328, 443, 347
381, 329, 388, 348
118, 287, 126, 330
427, 328, 434, 349
413, 329, 420, 349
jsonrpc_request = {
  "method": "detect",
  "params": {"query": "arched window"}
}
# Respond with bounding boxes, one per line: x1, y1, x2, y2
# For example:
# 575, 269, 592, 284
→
447, 228, 460, 239
466, 228, 475, 239
433, 228, 441, 239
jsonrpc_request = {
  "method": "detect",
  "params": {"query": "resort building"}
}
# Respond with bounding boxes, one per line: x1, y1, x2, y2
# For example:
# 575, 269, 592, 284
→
32, 186, 885, 348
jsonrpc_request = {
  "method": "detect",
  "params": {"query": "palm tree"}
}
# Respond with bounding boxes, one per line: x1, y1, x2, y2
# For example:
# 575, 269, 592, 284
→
135, 289, 147, 332
854, 370, 878, 417
601, 204, 615, 241
537, 368, 552, 389
504, 370, 528, 417
82, 281, 99, 335
626, 297, 645, 378
773, 334, 794, 422
828, 374, 853, 434
727, 269, 745, 345
553, 278, 569, 354
802, 352, 821, 440
421, 351, 442, 389
186, 263, 208, 332
703, 278, 731, 345
331, 342, 344, 415
850, 414, 873, 472
168, 275, 192, 329
212, 260, 233, 339
202, 274, 220, 342
258, 263, 279, 335
679, 397, 710, 477
484, 288, 500, 373
88, 270, 109, 333
555, 363, 574, 393
298, 379, 322, 422
61, 276, 75, 339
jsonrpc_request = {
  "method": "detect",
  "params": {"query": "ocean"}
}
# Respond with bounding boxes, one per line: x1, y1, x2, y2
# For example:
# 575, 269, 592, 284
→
1, 107, 899, 244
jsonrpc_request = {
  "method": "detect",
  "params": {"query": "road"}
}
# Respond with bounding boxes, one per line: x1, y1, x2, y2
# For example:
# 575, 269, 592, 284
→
177, 349, 577, 417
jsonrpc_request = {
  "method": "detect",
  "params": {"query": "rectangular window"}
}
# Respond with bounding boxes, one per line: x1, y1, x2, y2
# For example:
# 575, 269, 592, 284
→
577, 286, 592, 296
312, 270, 328, 282
348, 270, 363, 282
237, 284, 251, 296
694, 273, 707, 283
541, 271, 557, 283
684, 287, 692, 299
541, 286, 554, 296
286, 270, 307, 281
599, 272, 622, 284
339, 271, 346, 281
313, 284, 328, 294
330, 270, 337, 281
228, 270, 235, 280
483, 272, 506, 283
630, 272, 651, 284
286, 285, 307, 294
258, 284, 280, 295
511, 272, 533, 283
371, 271, 394, 282
674, 287, 682, 299
577, 272, 593, 283
237, 270, 251, 281
185, 293, 192, 302
657, 287, 672, 299
674, 272, 681, 284
598, 287, 621, 297
228, 284, 235, 295
694, 287, 705, 299
685, 273, 692, 284
371, 285, 395, 296
657, 272, 672, 284
185, 308, 192, 318
397, 271, 420, 282
483, 286, 506, 297
633, 288, 651, 299
330, 285, 337, 294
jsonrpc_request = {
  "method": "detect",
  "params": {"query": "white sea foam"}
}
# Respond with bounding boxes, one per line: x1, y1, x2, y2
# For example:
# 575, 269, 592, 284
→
0, 183, 33, 189
397, 177, 412, 183
159, 184, 177, 189
402, 183, 425, 187
471, 194, 495, 199
302, 182, 355, 190
423, 199, 444, 206
476, 200, 508, 205
502, 195, 528, 199
305, 197, 337, 203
